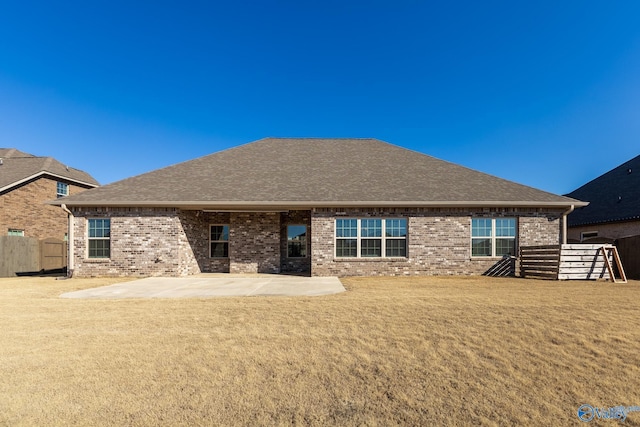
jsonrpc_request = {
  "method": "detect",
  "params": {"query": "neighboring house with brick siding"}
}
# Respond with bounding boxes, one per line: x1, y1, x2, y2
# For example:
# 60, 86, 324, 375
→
566, 154, 640, 242
53, 138, 586, 278
0, 149, 99, 240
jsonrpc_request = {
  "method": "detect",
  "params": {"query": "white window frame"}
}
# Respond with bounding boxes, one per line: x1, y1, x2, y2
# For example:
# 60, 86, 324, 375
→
287, 225, 307, 258
209, 224, 229, 258
334, 218, 408, 258
471, 217, 517, 258
8, 229, 24, 236
87, 218, 111, 259
57, 182, 69, 198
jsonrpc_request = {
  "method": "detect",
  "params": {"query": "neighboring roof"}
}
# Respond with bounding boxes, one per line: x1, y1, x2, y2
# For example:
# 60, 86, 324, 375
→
566, 154, 640, 227
53, 138, 584, 209
0, 148, 36, 158
0, 149, 99, 192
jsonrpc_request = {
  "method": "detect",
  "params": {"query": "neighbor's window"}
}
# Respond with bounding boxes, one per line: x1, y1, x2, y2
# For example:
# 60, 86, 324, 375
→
471, 218, 516, 257
88, 219, 110, 258
580, 231, 598, 242
335, 218, 407, 258
57, 182, 69, 198
8, 229, 24, 236
287, 225, 307, 258
210, 225, 229, 258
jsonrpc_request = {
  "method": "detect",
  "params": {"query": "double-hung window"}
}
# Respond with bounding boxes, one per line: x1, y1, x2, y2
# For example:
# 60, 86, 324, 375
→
57, 182, 69, 198
385, 219, 408, 257
335, 218, 407, 258
210, 225, 229, 258
471, 218, 516, 257
88, 219, 110, 258
336, 219, 358, 257
361, 219, 382, 257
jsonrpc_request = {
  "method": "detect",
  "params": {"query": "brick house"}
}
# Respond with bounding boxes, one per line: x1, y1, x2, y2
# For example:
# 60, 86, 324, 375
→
53, 138, 586, 277
566, 154, 640, 242
0, 149, 98, 240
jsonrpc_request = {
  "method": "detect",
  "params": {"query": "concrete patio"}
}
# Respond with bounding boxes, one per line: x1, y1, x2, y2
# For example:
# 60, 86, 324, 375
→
60, 274, 345, 299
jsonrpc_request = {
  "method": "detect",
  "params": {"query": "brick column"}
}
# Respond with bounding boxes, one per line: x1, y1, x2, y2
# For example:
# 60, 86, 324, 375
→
229, 212, 281, 274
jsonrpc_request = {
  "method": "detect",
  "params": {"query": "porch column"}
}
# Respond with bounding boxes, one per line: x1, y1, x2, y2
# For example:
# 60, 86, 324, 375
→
229, 212, 281, 274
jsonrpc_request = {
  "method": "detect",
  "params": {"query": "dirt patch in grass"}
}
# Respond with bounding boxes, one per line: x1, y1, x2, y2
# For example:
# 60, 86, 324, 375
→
1, 276, 639, 426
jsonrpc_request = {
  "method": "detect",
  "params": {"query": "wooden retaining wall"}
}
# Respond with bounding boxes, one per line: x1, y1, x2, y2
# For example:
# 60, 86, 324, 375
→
520, 244, 613, 280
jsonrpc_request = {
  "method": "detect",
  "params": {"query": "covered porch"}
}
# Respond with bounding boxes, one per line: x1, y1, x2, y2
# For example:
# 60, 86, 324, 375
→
181, 209, 311, 275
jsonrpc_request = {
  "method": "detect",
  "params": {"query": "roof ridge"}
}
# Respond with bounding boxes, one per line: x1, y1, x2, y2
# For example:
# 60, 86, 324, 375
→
42, 156, 54, 170
262, 137, 379, 141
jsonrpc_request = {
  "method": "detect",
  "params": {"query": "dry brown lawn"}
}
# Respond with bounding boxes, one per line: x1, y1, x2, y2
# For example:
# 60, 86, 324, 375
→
1, 275, 640, 426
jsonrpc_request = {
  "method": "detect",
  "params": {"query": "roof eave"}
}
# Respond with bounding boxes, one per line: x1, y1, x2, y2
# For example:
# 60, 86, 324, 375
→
568, 214, 640, 228
50, 200, 589, 210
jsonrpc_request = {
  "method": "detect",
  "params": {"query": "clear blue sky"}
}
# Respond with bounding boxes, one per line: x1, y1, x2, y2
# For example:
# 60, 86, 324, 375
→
1, 1, 639, 195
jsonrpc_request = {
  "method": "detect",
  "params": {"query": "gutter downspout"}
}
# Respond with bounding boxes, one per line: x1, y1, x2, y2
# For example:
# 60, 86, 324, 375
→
61, 204, 74, 278
561, 204, 575, 245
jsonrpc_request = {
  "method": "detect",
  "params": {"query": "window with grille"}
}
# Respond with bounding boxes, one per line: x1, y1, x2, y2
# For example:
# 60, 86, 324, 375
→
210, 225, 229, 258
88, 219, 110, 258
471, 218, 516, 257
335, 218, 407, 258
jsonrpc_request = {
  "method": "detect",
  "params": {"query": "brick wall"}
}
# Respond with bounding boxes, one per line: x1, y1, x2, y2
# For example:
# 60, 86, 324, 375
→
178, 210, 230, 273
71, 209, 285, 277
71, 207, 185, 277
69, 206, 564, 278
0, 177, 91, 240
519, 214, 562, 246
311, 207, 564, 277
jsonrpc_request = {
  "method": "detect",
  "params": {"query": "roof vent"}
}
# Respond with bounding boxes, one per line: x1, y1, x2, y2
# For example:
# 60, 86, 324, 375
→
0, 158, 3, 165
66, 165, 69, 171
628, 168, 633, 174
618, 196, 623, 203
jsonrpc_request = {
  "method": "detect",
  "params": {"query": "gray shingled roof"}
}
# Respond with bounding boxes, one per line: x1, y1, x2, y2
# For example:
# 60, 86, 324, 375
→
566, 154, 640, 226
0, 149, 35, 158
53, 138, 584, 209
0, 149, 99, 192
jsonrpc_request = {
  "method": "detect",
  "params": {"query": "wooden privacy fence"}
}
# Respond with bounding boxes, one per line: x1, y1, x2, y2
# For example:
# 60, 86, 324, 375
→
40, 238, 68, 271
520, 244, 623, 281
616, 235, 640, 280
0, 236, 67, 277
519, 245, 560, 279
